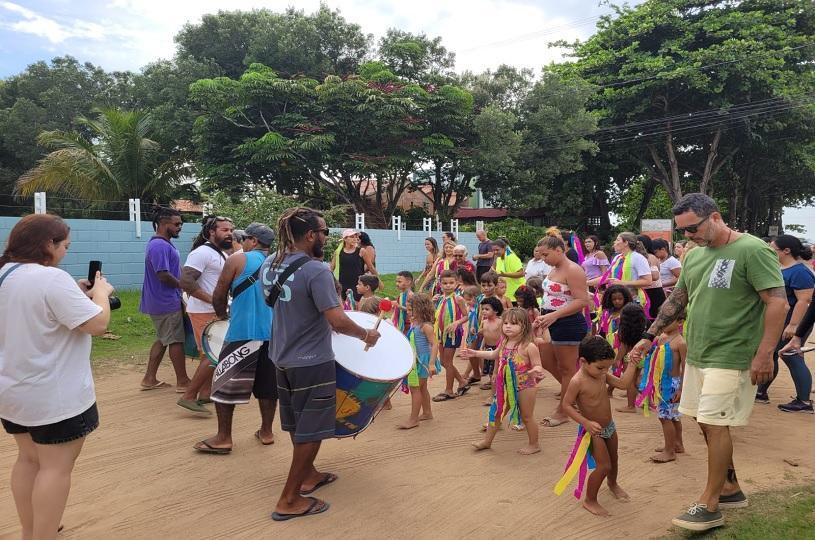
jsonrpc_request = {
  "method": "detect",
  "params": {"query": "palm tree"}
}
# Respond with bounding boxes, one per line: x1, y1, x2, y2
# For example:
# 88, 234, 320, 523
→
15, 108, 190, 203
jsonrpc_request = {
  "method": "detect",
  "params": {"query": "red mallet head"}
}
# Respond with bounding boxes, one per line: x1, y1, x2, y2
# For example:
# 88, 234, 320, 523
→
379, 297, 393, 313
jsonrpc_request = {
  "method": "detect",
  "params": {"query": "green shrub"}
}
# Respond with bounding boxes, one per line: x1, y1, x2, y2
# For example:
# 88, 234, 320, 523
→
485, 218, 547, 260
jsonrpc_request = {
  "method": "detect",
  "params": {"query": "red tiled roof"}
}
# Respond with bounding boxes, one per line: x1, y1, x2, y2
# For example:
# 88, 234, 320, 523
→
454, 207, 508, 219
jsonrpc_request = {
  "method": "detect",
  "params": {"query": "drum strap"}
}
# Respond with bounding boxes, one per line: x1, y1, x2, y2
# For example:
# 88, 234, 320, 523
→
266, 255, 310, 307
0, 263, 23, 289
231, 267, 261, 299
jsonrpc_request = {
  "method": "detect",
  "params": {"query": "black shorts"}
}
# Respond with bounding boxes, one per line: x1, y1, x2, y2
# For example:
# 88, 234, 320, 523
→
276, 361, 336, 444
644, 287, 666, 319
253, 342, 277, 400
543, 310, 588, 345
2, 403, 99, 445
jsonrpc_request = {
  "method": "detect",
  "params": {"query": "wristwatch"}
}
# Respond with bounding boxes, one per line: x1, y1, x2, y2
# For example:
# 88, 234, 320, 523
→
641, 331, 656, 342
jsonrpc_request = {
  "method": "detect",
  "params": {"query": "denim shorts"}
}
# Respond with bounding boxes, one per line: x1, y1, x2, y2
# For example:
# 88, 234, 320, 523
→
542, 310, 588, 345
2, 403, 99, 445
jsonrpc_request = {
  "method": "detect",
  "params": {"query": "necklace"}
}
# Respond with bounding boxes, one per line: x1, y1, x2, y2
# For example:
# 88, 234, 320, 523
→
725, 229, 732, 245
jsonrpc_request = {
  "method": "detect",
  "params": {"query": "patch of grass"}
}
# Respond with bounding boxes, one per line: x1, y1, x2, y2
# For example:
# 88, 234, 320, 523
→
663, 483, 815, 540
92, 274, 406, 363
91, 290, 155, 364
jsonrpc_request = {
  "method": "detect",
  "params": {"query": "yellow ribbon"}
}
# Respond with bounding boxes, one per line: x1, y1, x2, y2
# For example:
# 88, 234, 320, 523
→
553, 431, 592, 496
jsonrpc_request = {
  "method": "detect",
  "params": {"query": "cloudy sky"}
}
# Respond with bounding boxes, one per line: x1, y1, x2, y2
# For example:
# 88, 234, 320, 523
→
0, 0, 631, 77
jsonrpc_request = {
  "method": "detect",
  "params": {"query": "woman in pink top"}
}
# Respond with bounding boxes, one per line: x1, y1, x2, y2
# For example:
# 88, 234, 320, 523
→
582, 235, 609, 285
533, 235, 589, 427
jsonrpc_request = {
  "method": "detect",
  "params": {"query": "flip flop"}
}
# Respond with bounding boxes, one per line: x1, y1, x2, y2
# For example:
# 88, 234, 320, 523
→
140, 381, 171, 391
456, 385, 471, 396
177, 399, 212, 414
432, 393, 456, 402
540, 416, 568, 427
194, 440, 231, 455
466, 377, 481, 386
271, 497, 329, 521
300, 472, 338, 495
255, 430, 274, 445
479, 382, 492, 390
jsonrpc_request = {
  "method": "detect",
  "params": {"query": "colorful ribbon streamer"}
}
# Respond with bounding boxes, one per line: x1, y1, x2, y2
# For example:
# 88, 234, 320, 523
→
635, 342, 673, 416
392, 291, 410, 334
554, 426, 596, 499
488, 348, 520, 427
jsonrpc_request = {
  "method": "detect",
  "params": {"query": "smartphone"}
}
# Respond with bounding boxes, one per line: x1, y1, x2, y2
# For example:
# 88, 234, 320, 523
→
87, 260, 102, 287
781, 346, 815, 356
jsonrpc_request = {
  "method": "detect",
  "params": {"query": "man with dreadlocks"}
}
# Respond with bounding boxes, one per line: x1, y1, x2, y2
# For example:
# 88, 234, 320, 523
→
139, 206, 191, 392
261, 207, 380, 521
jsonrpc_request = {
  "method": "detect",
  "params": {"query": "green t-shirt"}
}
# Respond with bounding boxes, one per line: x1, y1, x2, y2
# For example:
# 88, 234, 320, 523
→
675, 233, 783, 370
496, 251, 525, 302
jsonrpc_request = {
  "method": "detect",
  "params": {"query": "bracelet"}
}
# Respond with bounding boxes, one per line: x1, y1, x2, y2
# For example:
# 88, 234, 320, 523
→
362, 329, 370, 342
641, 331, 656, 342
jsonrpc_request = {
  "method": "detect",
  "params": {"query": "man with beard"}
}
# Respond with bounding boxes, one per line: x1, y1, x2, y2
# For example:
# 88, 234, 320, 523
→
262, 207, 380, 521
177, 215, 234, 414
139, 207, 190, 392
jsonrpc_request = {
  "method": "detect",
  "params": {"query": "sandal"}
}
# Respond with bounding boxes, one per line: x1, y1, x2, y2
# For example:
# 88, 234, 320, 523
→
271, 497, 330, 521
300, 473, 338, 495
479, 382, 492, 390
456, 385, 471, 397
432, 393, 456, 402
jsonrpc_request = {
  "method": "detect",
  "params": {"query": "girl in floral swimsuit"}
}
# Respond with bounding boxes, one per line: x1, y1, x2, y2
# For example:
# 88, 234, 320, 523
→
461, 307, 545, 455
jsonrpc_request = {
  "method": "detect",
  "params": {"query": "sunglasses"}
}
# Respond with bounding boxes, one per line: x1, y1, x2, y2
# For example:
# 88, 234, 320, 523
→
675, 215, 710, 235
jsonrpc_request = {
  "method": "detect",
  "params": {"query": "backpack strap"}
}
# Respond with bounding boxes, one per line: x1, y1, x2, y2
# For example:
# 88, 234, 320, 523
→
231, 265, 262, 300
266, 255, 311, 308
204, 242, 226, 261
0, 263, 23, 289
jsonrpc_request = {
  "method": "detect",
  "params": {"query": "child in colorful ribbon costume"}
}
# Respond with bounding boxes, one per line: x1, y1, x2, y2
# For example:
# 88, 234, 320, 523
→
615, 303, 649, 412
460, 285, 484, 386
595, 233, 654, 320
392, 271, 414, 335
399, 293, 441, 430
637, 317, 687, 463
431, 270, 470, 401
461, 307, 544, 455
555, 336, 638, 516
597, 285, 634, 378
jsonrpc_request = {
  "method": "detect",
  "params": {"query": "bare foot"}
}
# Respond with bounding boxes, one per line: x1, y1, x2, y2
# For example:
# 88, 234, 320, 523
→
650, 451, 676, 463
483, 399, 492, 406
255, 430, 275, 445
472, 440, 491, 451
615, 406, 637, 413
383, 399, 393, 411
517, 445, 541, 455
582, 500, 610, 516
481, 422, 502, 432
511, 424, 525, 431
655, 445, 685, 453
608, 484, 630, 501
398, 420, 419, 429
418, 414, 433, 421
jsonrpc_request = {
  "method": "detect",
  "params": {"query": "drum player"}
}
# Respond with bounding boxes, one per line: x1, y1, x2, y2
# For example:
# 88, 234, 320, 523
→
261, 207, 380, 521
193, 223, 277, 454
177, 216, 234, 414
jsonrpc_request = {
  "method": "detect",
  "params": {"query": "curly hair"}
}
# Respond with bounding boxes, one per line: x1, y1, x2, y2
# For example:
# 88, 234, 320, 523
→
514, 285, 538, 310
601, 284, 633, 312
618, 303, 647, 348
409, 293, 435, 324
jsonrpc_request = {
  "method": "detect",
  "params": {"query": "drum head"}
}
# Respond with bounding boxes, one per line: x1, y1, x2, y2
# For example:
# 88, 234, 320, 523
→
201, 320, 229, 362
333, 311, 413, 381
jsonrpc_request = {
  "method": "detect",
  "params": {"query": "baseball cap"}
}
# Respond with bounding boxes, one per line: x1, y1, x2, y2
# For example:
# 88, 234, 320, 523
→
244, 222, 275, 247
342, 228, 359, 239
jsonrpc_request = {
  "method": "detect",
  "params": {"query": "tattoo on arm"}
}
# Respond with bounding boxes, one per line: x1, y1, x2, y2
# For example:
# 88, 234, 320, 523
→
761, 286, 786, 301
647, 287, 689, 335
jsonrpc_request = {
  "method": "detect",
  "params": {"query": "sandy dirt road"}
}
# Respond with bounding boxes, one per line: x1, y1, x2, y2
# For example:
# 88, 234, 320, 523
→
1, 355, 813, 539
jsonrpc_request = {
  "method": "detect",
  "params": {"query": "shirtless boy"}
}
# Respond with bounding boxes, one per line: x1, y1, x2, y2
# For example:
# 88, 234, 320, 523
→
561, 335, 638, 516
478, 297, 504, 393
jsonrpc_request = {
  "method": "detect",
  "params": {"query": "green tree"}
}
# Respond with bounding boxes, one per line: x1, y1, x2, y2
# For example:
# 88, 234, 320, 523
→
377, 29, 455, 83
16, 108, 189, 204
558, 0, 815, 203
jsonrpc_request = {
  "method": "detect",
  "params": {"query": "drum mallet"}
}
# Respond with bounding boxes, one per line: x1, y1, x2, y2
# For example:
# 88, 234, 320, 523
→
363, 297, 393, 352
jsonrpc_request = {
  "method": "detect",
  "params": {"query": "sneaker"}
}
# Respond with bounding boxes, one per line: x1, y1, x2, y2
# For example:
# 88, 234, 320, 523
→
672, 503, 724, 531
718, 490, 749, 509
755, 392, 770, 404
778, 399, 814, 413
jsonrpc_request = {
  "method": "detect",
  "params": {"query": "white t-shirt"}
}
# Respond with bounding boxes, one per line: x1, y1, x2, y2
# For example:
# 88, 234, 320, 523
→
525, 258, 551, 280
184, 245, 225, 313
659, 256, 682, 284
630, 252, 652, 280
0, 263, 102, 426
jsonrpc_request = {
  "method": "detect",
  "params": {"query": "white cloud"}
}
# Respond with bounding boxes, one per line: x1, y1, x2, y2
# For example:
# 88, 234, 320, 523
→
4, 0, 620, 73
1, 1, 108, 43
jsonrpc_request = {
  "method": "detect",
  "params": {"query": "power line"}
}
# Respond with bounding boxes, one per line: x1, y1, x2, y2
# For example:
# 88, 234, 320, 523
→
458, 15, 603, 53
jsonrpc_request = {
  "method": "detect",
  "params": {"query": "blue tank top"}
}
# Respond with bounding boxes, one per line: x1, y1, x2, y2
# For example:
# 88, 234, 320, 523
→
225, 250, 272, 342
412, 325, 431, 358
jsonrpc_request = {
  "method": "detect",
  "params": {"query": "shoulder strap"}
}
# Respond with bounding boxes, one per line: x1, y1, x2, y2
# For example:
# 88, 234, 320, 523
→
231, 254, 263, 300
0, 263, 23, 289
204, 242, 226, 261
266, 255, 311, 308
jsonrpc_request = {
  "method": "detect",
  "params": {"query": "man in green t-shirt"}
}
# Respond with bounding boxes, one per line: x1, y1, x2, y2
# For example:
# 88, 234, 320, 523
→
491, 239, 525, 302
631, 193, 787, 533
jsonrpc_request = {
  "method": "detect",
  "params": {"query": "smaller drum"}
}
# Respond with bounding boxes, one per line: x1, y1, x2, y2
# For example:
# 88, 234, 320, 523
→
201, 320, 229, 366
333, 311, 413, 438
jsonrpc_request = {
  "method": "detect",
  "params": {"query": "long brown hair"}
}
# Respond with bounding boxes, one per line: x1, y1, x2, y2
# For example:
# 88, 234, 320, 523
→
501, 307, 534, 347
0, 214, 70, 267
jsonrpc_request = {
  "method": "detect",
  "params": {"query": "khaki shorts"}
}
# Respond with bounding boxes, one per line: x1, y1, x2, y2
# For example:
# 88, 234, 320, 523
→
149, 310, 185, 346
678, 364, 756, 426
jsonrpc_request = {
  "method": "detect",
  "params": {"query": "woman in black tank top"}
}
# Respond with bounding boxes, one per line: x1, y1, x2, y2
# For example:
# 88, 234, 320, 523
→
339, 247, 366, 301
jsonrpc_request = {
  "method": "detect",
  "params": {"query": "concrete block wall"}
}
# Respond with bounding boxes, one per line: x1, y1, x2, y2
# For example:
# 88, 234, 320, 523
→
0, 217, 479, 289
